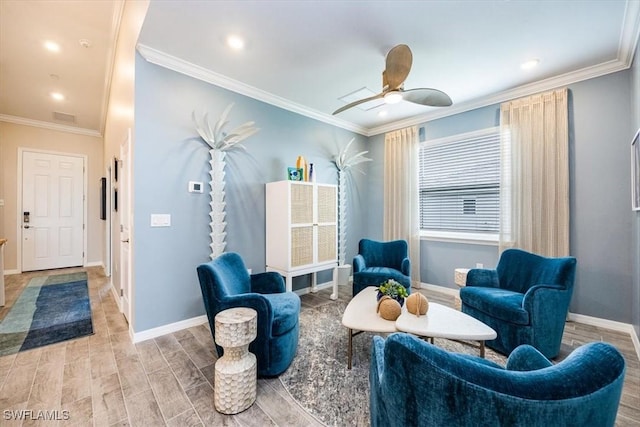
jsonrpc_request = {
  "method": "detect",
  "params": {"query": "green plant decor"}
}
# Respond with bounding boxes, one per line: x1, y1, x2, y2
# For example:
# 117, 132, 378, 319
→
376, 279, 409, 300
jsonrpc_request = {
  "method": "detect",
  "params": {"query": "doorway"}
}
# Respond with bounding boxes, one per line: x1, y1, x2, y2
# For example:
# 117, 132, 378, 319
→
19, 150, 86, 272
119, 129, 132, 325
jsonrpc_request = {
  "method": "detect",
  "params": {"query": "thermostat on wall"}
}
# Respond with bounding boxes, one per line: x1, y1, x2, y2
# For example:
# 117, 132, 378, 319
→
189, 181, 204, 193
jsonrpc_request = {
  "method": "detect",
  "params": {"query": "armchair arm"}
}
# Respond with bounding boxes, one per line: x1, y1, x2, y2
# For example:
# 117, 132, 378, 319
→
506, 345, 553, 371
369, 336, 389, 427
250, 271, 285, 294
371, 335, 386, 384
466, 268, 500, 288
400, 258, 411, 277
522, 284, 571, 356
219, 293, 272, 318
522, 284, 566, 313
220, 293, 274, 338
353, 254, 366, 273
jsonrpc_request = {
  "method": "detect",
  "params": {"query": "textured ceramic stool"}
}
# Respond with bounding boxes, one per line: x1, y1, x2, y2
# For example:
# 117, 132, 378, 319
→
454, 268, 470, 310
214, 307, 258, 414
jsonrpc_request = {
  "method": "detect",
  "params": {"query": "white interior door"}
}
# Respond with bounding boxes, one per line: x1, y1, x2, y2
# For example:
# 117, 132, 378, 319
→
22, 151, 84, 271
119, 130, 132, 323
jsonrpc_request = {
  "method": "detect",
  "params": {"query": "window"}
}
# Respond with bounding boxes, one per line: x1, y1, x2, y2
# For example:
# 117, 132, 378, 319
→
419, 127, 500, 241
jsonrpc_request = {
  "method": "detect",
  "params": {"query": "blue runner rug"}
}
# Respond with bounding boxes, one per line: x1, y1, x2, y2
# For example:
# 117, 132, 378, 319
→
0, 272, 93, 356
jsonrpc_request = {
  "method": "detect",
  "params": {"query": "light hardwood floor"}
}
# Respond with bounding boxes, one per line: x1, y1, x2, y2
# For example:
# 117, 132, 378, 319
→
0, 267, 638, 426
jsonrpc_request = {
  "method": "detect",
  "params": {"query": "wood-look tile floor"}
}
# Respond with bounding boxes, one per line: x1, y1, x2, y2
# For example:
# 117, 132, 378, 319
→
0, 267, 638, 426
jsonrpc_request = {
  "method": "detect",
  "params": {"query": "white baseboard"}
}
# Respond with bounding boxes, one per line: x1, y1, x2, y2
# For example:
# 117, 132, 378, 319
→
131, 280, 336, 343
567, 312, 640, 358
420, 282, 459, 297
109, 281, 122, 312
5, 264, 102, 275
132, 315, 209, 343
421, 282, 640, 361
130, 280, 337, 341
85, 261, 103, 268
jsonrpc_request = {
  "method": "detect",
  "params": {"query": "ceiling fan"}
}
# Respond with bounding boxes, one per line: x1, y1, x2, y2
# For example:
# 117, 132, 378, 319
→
332, 44, 453, 115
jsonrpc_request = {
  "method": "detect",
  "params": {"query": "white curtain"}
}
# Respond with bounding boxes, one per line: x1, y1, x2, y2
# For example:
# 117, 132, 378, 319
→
499, 88, 570, 257
384, 126, 421, 288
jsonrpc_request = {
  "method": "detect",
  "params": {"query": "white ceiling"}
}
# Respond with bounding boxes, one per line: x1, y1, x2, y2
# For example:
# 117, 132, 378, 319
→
0, 0, 121, 136
1, 1, 639, 137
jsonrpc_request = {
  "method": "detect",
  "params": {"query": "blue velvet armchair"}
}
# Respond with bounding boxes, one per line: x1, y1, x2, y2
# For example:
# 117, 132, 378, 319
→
370, 333, 625, 427
196, 252, 300, 377
352, 239, 411, 296
460, 248, 576, 358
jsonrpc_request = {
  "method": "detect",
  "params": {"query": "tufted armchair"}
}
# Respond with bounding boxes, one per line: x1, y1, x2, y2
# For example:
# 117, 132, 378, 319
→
197, 252, 300, 377
370, 333, 625, 427
352, 239, 411, 297
460, 248, 576, 358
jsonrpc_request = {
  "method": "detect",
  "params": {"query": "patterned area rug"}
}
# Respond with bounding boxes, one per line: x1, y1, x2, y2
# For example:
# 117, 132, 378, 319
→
0, 272, 93, 356
280, 300, 506, 426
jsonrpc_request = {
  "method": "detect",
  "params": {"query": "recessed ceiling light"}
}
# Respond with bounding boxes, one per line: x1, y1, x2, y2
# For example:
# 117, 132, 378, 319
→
50, 92, 65, 101
227, 35, 245, 50
79, 39, 92, 48
521, 59, 540, 70
44, 41, 60, 52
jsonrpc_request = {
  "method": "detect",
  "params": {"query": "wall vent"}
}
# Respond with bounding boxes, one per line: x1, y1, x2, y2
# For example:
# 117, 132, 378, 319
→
53, 111, 76, 123
338, 87, 385, 111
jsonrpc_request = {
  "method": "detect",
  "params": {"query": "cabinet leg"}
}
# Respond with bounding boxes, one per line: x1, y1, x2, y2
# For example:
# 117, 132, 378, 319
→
330, 267, 338, 300
285, 275, 293, 293
311, 272, 317, 293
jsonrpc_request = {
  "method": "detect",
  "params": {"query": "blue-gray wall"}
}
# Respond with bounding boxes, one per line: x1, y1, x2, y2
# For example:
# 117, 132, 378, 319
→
367, 71, 636, 325
133, 54, 369, 332
132, 53, 638, 333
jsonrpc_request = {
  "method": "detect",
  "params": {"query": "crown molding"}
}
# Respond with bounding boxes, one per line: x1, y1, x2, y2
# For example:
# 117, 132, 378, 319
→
367, 58, 631, 136
137, 0, 640, 139
136, 43, 369, 136
620, 0, 640, 67
99, 0, 126, 136
0, 114, 102, 138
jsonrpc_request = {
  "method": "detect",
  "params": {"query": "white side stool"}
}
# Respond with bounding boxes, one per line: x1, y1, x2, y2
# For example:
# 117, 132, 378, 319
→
214, 307, 257, 414
454, 268, 470, 310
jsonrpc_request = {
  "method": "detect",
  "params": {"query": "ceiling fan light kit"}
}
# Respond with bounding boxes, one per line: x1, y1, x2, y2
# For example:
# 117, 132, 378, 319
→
333, 44, 452, 115
383, 91, 403, 104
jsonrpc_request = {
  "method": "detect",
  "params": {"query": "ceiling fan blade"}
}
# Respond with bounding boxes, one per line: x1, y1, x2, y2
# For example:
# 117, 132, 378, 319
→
333, 93, 384, 115
402, 88, 453, 107
385, 44, 412, 90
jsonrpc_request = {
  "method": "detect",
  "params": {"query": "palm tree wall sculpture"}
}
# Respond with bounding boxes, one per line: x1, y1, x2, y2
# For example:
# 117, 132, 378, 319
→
333, 138, 372, 266
193, 104, 259, 259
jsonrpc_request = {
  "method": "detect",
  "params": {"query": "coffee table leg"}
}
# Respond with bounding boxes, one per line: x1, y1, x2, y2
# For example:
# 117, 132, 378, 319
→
480, 341, 485, 358
347, 329, 353, 370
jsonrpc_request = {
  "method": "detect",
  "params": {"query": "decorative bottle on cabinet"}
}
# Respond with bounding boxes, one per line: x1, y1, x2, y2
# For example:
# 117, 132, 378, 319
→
265, 181, 339, 300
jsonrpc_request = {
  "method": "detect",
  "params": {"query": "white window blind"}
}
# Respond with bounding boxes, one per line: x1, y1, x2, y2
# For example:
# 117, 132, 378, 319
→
419, 127, 500, 235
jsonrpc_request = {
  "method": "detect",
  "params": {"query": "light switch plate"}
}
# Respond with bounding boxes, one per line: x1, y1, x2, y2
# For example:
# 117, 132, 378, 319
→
150, 214, 171, 227
0, 199, 4, 207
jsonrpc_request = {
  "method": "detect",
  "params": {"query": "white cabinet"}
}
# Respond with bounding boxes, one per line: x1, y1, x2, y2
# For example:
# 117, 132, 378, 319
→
266, 181, 338, 299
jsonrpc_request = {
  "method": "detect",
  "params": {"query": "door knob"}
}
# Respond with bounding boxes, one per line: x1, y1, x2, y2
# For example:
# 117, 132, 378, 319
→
23, 225, 30, 229
121, 238, 129, 243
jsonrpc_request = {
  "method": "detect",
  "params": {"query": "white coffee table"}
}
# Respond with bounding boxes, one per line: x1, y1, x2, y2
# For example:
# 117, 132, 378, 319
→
341, 286, 496, 368
342, 287, 401, 369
